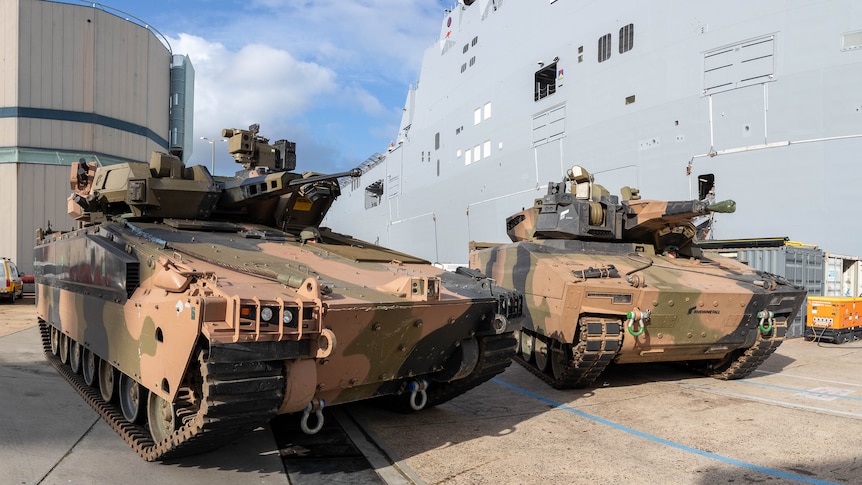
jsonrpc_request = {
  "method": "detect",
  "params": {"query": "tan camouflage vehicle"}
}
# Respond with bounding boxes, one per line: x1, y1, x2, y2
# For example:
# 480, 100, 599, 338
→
470, 166, 804, 389
35, 125, 523, 460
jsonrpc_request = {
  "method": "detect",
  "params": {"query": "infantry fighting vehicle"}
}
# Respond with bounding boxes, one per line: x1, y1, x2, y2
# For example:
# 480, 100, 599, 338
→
470, 166, 805, 389
35, 125, 523, 460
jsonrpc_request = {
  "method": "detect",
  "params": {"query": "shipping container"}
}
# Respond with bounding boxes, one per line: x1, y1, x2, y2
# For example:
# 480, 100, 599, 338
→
823, 253, 861, 297
698, 238, 823, 338
805, 296, 862, 344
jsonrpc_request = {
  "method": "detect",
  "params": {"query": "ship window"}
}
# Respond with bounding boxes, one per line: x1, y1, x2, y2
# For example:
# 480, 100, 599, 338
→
483, 140, 491, 158
474, 108, 482, 125
470, 56, 476, 66
534, 62, 558, 101
598, 33, 612, 62
435, 132, 440, 150
365, 180, 384, 209
842, 30, 862, 51
463, 44, 469, 54
619, 24, 634, 53
461, 63, 467, 73
483, 102, 492, 120
472, 36, 478, 47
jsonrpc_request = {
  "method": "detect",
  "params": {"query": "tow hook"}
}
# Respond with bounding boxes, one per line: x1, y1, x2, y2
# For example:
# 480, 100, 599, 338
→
757, 310, 775, 334
407, 379, 429, 411
300, 398, 326, 435
626, 308, 650, 337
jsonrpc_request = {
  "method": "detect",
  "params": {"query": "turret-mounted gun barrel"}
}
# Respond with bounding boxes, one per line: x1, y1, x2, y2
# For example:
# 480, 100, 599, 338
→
505, 165, 736, 253
218, 168, 362, 209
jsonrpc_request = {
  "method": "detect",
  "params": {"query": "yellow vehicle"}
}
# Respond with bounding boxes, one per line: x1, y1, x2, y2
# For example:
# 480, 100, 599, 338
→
1, 257, 24, 303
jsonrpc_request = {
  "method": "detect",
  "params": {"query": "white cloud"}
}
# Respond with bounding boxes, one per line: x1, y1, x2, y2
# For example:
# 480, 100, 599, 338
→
171, 33, 337, 139
125, 1, 444, 172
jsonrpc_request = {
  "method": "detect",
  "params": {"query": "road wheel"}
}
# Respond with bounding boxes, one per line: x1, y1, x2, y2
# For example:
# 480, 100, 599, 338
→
98, 360, 118, 403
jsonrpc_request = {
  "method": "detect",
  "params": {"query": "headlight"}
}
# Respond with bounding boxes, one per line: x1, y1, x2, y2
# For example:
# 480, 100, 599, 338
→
260, 307, 274, 322
283, 310, 294, 325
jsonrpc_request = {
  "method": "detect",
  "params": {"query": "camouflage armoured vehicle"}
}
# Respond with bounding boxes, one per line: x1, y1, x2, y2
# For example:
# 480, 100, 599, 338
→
470, 166, 804, 389
35, 125, 523, 460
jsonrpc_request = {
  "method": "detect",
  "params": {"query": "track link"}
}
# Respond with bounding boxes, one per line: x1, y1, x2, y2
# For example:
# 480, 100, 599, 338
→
702, 320, 788, 380
39, 321, 284, 461
516, 317, 622, 389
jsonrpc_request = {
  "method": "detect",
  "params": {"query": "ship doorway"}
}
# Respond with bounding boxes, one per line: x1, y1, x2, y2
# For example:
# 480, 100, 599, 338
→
534, 62, 558, 101
698, 173, 715, 201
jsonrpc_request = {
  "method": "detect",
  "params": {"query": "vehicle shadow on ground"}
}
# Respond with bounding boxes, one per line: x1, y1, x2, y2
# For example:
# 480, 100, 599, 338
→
159, 427, 285, 474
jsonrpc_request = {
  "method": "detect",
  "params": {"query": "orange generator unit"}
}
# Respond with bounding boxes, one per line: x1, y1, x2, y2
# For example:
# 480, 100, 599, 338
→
805, 297, 862, 344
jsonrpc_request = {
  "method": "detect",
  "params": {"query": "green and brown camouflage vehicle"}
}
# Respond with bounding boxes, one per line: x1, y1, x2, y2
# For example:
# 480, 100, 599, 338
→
470, 166, 805, 389
35, 125, 523, 460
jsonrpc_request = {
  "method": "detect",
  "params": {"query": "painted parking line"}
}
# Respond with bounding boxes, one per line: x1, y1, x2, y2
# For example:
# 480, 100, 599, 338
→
674, 381, 862, 419
735, 380, 859, 402
753, 369, 862, 388
493, 378, 838, 485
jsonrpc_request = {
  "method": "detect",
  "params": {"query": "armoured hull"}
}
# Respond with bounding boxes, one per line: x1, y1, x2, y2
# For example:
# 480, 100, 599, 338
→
472, 239, 805, 388
36, 219, 522, 459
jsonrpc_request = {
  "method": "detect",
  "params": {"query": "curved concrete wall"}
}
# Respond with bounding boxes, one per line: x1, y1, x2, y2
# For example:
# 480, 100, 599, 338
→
0, 0, 178, 273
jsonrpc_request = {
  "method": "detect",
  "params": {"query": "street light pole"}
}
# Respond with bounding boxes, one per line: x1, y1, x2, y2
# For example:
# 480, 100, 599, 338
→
200, 136, 226, 175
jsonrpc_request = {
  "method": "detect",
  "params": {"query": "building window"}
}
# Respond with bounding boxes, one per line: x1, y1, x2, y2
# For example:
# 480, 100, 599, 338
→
461, 63, 467, 73
578, 45, 584, 63
365, 180, 384, 209
534, 62, 557, 101
463, 44, 469, 54
474, 108, 482, 125
483, 140, 491, 158
619, 24, 634, 53
472, 36, 478, 47
469, 56, 476, 67
473, 145, 481, 162
465, 149, 472, 165
483, 102, 492, 120
598, 33, 612, 62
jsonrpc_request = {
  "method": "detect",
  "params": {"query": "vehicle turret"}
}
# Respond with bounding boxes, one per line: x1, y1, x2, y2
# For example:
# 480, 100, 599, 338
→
506, 165, 736, 254
473, 165, 804, 391
67, 125, 360, 228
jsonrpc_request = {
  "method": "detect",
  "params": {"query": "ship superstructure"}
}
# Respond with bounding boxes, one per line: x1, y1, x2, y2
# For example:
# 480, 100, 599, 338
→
328, 0, 862, 264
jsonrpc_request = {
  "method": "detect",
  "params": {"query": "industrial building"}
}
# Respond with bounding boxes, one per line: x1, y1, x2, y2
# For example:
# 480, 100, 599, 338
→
0, 0, 193, 273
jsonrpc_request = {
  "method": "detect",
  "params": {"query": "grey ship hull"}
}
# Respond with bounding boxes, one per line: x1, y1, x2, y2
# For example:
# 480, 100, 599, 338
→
327, 0, 862, 264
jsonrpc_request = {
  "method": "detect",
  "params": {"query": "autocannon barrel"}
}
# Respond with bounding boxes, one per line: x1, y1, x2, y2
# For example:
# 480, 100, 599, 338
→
707, 199, 736, 214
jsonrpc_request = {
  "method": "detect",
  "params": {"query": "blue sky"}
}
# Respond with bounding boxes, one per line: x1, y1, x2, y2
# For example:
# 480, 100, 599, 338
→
79, 0, 447, 175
